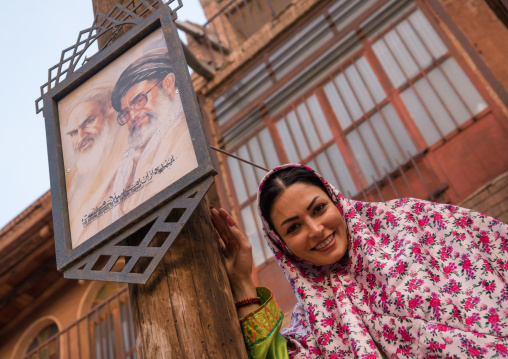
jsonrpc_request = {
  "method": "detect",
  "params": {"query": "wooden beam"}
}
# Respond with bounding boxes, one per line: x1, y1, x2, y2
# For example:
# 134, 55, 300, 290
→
175, 19, 230, 54
182, 42, 216, 80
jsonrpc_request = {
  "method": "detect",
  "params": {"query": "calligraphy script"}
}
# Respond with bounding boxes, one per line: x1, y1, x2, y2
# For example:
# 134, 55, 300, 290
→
81, 156, 175, 228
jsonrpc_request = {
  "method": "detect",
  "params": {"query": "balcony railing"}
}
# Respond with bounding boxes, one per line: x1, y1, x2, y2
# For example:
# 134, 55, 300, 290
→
23, 287, 136, 359
201, 0, 292, 68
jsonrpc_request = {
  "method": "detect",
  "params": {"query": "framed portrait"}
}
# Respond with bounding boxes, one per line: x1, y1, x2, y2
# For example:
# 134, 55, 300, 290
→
40, 2, 216, 282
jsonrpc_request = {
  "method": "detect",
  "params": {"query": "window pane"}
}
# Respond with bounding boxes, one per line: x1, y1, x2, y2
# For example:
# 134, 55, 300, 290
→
372, 39, 406, 88
356, 56, 386, 104
427, 66, 471, 125
253, 202, 273, 260
369, 112, 403, 169
347, 130, 377, 185
247, 136, 268, 182
396, 20, 433, 69
326, 144, 358, 197
315, 152, 339, 189
381, 104, 418, 159
237, 145, 258, 197
400, 87, 441, 146
441, 58, 487, 115
384, 30, 419, 79
287, 111, 311, 159
345, 64, 375, 112
276, 119, 300, 163
296, 103, 321, 152
228, 156, 248, 203
358, 119, 391, 175
306, 95, 333, 143
335, 73, 363, 121
413, 77, 456, 136
408, 10, 448, 59
241, 205, 265, 266
258, 128, 280, 170
324, 81, 352, 129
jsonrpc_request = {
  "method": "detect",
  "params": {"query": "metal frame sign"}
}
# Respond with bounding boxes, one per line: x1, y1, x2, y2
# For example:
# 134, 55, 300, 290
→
36, 0, 216, 283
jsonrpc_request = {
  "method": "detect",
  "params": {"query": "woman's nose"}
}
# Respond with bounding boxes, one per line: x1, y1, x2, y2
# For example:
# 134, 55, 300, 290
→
308, 219, 324, 238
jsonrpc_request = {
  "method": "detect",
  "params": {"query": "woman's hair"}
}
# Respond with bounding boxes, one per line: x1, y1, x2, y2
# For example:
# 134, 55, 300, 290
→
260, 167, 331, 230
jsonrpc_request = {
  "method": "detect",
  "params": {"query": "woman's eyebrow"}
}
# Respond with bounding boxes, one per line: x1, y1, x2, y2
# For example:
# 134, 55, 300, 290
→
281, 216, 298, 227
306, 196, 319, 211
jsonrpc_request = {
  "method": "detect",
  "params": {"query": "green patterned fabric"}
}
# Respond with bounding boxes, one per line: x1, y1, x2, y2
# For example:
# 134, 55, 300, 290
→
240, 287, 288, 359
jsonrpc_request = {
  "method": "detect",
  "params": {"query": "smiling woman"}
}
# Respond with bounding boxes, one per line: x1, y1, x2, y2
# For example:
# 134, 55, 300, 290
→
210, 163, 508, 359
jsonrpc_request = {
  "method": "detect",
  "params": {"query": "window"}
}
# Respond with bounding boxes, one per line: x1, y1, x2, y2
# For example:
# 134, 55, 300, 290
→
372, 11, 487, 146
26, 323, 59, 359
227, 127, 279, 265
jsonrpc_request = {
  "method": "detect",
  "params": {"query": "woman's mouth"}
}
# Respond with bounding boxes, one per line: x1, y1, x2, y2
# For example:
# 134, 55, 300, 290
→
313, 234, 335, 252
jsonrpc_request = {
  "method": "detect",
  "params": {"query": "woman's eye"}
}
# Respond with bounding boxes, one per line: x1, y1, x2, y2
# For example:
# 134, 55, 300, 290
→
314, 203, 326, 214
287, 223, 299, 234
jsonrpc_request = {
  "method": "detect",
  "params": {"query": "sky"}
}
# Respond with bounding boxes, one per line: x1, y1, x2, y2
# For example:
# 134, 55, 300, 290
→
0, 0, 207, 229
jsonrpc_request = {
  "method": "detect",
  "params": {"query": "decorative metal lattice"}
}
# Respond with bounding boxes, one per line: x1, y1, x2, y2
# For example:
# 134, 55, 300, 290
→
64, 176, 213, 284
35, 0, 183, 114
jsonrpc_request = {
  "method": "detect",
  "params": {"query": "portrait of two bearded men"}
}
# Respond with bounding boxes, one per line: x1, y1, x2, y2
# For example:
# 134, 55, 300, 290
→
59, 31, 198, 248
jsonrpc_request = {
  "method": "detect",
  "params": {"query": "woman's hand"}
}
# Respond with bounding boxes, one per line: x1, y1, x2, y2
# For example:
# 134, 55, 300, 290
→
210, 206, 257, 303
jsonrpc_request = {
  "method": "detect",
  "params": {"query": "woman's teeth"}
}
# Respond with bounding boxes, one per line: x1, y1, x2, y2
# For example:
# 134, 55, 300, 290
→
314, 235, 333, 250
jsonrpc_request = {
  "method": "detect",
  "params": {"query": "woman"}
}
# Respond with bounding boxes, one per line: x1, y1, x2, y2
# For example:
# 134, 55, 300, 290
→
210, 164, 508, 358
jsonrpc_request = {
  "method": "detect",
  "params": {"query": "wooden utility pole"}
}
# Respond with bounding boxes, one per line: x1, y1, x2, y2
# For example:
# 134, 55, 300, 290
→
90, 1, 248, 357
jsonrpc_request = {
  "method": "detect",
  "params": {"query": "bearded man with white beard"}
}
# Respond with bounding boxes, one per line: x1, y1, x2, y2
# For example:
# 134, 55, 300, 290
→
109, 49, 198, 221
64, 88, 128, 248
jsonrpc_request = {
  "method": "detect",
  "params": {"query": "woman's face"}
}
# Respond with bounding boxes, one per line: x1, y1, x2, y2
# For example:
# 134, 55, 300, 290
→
270, 182, 348, 266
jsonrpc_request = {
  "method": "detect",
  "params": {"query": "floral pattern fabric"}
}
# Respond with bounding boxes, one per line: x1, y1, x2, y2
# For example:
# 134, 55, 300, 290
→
256, 164, 508, 358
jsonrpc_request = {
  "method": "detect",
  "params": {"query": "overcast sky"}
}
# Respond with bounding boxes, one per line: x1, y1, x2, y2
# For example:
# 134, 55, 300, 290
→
0, 0, 207, 229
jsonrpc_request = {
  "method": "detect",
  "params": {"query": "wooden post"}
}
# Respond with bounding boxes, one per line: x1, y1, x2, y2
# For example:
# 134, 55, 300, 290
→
90, 1, 249, 357
128, 197, 248, 358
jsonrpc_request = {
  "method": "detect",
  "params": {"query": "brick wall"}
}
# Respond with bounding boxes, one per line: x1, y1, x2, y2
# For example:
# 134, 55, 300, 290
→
459, 171, 508, 224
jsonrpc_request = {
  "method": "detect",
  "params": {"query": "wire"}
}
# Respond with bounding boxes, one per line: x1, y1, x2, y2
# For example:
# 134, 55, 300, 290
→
210, 145, 269, 172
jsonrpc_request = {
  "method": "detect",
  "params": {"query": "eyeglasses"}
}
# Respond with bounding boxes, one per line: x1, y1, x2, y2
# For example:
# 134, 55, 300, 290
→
117, 80, 162, 126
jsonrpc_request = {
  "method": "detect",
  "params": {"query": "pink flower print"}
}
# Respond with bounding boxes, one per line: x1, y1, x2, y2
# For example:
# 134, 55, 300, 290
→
408, 295, 423, 309
451, 283, 460, 293
415, 203, 423, 214
436, 324, 448, 332
373, 219, 381, 233
398, 327, 412, 342
479, 235, 489, 244
426, 235, 435, 244
297, 288, 306, 299
406, 212, 415, 221
348, 209, 356, 218
474, 253, 482, 260
275, 252, 283, 260
482, 280, 496, 293
447, 205, 457, 213
488, 313, 500, 324
429, 298, 441, 307
424, 286, 430, 292
386, 213, 394, 222
444, 336, 453, 345
462, 259, 471, 270
483, 259, 494, 273
330, 354, 339, 359
321, 317, 335, 327
419, 218, 427, 227
434, 213, 443, 221
396, 263, 406, 274
456, 216, 472, 228
465, 313, 480, 325
324, 299, 334, 309
467, 347, 481, 357
366, 238, 375, 246
412, 246, 421, 254
495, 343, 508, 354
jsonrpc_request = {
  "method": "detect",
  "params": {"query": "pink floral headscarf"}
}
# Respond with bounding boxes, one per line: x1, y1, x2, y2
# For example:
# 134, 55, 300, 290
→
257, 164, 508, 358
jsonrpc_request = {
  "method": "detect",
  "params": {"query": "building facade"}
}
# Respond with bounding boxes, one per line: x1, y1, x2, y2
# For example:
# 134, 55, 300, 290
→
1, 0, 508, 357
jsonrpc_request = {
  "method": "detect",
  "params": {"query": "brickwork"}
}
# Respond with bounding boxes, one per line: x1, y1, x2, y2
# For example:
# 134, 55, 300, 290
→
459, 171, 508, 224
